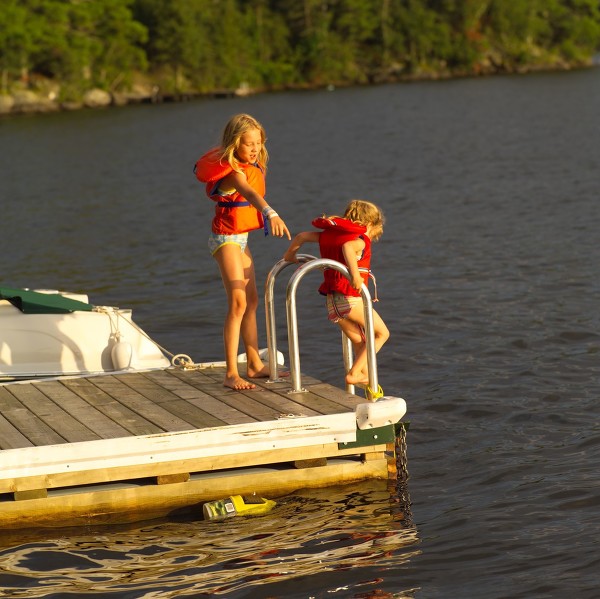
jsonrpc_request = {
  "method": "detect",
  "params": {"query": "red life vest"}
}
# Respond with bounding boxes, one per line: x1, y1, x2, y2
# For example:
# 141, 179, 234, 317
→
312, 216, 372, 297
195, 147, 265, 235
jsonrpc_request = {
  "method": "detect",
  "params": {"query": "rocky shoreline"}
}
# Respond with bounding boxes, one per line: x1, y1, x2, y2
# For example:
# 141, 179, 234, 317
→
0, 83, 242, 116
2, 61, 597, 117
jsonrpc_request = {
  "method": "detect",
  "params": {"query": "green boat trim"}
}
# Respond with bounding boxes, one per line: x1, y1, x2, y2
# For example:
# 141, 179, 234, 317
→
0, 287, 94, 314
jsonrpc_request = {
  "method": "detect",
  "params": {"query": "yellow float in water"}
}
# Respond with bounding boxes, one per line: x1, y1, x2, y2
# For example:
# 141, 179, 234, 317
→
202, 494, 276, 521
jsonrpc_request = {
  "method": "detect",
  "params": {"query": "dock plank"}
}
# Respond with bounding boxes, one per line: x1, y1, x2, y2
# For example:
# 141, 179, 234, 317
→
114, 371, 229, 429
307, 382, 366, 410
166, 367, 345, 421
0, 387, 66, 446
168, 367, 224, 386
279, 388, 358, 415
61, 377, 163, 436
114, 372, 182, 403
32, 381, 131, 440
4, 384, 99, 443
220, 390, 291, 421
238, 388, 322, 419
144, 370, 258, 426
0, 412, 33, 449
87, 375, 198, 432
171, 372, 290, 422
155, 398, 226, 429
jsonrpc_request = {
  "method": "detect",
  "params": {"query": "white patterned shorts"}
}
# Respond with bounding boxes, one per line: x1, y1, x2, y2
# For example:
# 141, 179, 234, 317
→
208, 232, 249, 256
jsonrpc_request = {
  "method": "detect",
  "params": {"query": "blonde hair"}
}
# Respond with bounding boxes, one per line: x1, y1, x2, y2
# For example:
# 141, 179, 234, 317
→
343, 199, 385, 241
220, 113, 269, 173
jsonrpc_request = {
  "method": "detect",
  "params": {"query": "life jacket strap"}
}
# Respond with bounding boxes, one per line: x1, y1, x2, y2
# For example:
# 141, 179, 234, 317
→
216, 200, 251, 208
359, 268, 378, 301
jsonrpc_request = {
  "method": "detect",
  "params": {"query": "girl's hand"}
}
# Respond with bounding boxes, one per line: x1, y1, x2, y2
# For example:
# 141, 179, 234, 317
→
270, 215, 291, 239
283, 249, 298, 263
282, 230, 318, 262
351, 274, 363, 291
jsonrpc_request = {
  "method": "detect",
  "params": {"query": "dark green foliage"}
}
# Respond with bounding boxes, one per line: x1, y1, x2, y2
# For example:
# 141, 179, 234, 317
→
0, 0, 146, 98
1, 0, 599, 98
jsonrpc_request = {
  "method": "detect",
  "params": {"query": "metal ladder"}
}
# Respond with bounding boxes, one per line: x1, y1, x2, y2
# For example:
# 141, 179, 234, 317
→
264, 255, 380, 399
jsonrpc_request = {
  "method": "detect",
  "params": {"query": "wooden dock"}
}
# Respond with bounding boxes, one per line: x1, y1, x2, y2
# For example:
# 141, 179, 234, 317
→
0, 366, 406, 530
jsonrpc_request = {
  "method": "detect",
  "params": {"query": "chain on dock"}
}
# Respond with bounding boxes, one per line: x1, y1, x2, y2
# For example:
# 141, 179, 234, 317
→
395, 423, 409, 482
392, 423, 413, 526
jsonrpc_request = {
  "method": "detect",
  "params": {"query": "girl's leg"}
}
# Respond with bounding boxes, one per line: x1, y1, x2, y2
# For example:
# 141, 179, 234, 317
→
340, 306, 389, 386
239, 246, 269, 378
213, 244, 257, 390
336, 319, 365, 371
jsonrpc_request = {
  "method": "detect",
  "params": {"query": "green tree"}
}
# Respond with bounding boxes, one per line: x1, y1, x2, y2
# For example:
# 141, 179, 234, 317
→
325, 0, 382, 82
238, 0, 297, 87
0, 0, 46, 90
543, 0, 600, 62
2, 0, 600, 103
385, 1, 453, 74
134, 0, 221, 92
82, 0, 148, 89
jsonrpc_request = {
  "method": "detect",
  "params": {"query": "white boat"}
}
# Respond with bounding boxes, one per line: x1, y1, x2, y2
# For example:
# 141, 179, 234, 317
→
0, 287, 170, 381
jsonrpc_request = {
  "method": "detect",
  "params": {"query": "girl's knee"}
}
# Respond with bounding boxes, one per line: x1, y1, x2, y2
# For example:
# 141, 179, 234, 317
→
229, 294, 248, 317
376, 325, 390, 344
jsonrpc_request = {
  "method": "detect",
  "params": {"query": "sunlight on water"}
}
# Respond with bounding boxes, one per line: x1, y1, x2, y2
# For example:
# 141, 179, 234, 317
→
0, 483, 419, 598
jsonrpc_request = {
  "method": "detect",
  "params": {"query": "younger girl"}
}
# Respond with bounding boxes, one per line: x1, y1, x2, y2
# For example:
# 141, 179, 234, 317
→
283, 200, 389, 388
195, 114, 291, 390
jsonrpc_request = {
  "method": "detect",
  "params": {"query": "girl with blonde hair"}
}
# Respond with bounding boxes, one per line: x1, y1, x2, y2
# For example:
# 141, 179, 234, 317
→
195, 114, 291, 390
283, 199, 389, 388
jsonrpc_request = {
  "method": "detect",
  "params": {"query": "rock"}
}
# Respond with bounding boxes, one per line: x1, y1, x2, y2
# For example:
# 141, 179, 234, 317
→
11, 90, 58, 113
61, 101, 84, 111
0, 95, 15, 114
113, 83, 161, 105
111, 93, 130, 106
83, 88, 112, 108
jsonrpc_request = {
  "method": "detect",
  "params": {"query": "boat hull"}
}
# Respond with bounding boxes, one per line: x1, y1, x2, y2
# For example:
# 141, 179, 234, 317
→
0, 294, 170, 379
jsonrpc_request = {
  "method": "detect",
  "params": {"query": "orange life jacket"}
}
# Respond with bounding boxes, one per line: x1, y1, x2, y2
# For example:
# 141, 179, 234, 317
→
312, 216, 372, 297
195, 147, 265, 235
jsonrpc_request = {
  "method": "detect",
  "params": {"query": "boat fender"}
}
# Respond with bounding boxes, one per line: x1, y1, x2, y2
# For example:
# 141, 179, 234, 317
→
237, 348, 285, 366
202, 494, 276, 521
111, 333, 133, 370
356, 396, 407, 430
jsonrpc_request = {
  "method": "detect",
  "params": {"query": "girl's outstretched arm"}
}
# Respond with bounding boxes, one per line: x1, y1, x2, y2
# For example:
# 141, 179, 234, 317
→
225, 170, 291, 239
283, 231, 320, 262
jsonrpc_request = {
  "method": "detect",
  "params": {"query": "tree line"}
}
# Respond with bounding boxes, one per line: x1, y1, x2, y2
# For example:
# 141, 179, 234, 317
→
1, 0, 600, 101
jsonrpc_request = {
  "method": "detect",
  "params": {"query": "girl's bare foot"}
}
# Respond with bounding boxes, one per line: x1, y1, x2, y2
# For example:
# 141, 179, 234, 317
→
247, 365, 290, 379
224, 375, 256, 390
345, 372, 369, 387
247, 364, 269, 379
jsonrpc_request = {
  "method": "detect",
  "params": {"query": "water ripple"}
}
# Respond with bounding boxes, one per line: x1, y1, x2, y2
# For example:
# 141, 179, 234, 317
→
0, 485, 420, 598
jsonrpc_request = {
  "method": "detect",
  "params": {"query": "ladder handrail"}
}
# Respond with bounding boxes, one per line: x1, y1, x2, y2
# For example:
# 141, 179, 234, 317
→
264, 254, 317, 382
283, 258, 379, 396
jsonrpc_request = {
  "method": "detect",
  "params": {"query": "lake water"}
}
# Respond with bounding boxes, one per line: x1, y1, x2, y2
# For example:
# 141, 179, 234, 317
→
1, 67, 599, 598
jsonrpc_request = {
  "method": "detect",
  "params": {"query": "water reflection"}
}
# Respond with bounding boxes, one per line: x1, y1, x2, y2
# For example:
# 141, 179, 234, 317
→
0, 482, 419, 598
